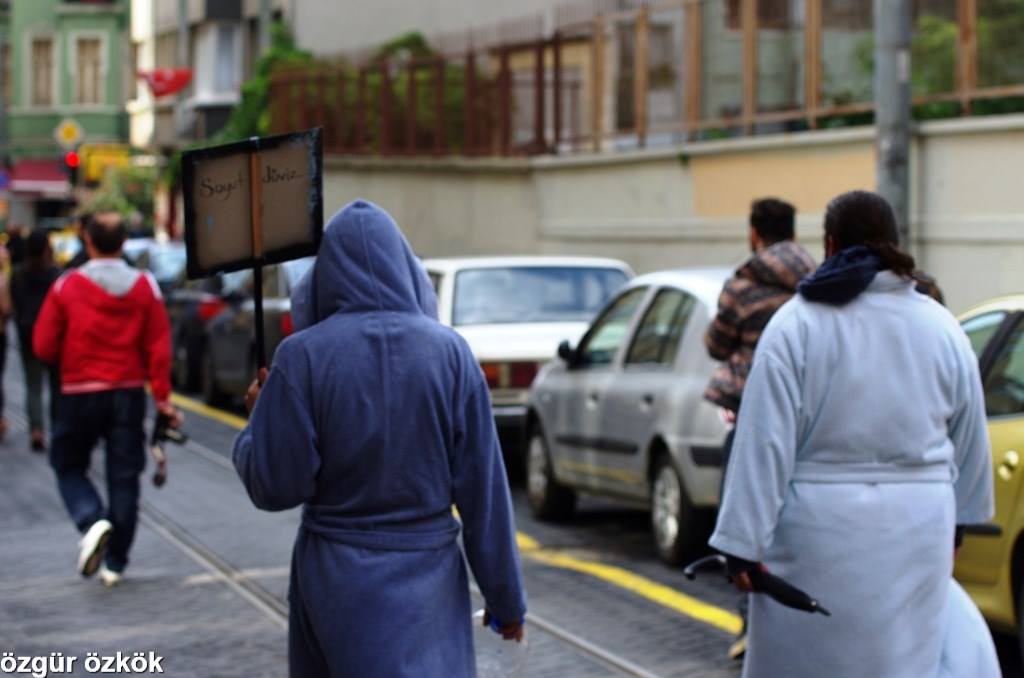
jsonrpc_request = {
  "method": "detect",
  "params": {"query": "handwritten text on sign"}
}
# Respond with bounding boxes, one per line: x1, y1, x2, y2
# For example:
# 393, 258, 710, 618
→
187, 136, 318, 274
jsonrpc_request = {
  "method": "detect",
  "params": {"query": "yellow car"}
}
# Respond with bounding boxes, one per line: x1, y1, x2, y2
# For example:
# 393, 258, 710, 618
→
956, 295, 1024, 654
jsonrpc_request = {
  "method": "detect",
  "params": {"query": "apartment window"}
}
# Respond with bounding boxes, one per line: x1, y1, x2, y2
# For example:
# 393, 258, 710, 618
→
155, 32, 177, 69
75, 37, 103, 105
31, 37, 54, 106
215, 24, 238, 92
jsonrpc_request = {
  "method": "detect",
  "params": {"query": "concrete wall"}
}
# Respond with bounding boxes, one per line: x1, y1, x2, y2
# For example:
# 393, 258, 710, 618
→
322, 114, 1024, 315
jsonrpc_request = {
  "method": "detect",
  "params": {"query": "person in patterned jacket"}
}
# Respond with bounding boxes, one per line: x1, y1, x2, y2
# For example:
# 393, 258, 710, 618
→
705, 198, 817, 415
704, 197, 815, 660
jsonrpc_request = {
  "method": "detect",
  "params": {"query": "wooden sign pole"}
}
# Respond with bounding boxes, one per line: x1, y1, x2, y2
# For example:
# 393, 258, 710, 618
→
249, 148, 267, 371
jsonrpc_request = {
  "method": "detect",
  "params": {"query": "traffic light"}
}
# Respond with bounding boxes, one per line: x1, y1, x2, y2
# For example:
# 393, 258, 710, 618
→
63, 150, 80, 185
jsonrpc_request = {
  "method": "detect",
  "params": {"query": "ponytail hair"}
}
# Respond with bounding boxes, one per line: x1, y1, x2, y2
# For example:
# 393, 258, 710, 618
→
825, 190, 916, 278
863, 239, 916, 278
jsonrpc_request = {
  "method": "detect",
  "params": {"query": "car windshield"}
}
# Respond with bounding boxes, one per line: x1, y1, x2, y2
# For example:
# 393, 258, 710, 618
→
452, 266, 629, 326
147, 246, 187, 283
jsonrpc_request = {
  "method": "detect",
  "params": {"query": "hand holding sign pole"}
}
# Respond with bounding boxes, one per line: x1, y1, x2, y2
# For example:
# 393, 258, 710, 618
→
182, 128, 324, 374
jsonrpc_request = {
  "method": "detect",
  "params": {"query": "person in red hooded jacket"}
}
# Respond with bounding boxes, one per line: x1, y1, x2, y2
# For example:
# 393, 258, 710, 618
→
34, 212, 180, 587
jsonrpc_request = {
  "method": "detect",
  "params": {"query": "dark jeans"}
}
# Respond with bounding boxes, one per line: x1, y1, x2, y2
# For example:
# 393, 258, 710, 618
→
49, 389, 146, 573
17, 332, 59, 432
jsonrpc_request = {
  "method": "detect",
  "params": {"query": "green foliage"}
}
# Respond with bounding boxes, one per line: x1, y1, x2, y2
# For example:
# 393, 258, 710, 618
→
86, 164, 159, 231
270, 30, 494, 154
842, 4, 1024, 125
166, 22, 314, 187
215, 22, 314, 143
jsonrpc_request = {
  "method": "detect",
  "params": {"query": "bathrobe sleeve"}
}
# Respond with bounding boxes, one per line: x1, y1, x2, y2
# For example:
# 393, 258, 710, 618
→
233, 346, 321, 512
451, 347, 527, 624
709, 346, 802, 562
948, 339, 994, 525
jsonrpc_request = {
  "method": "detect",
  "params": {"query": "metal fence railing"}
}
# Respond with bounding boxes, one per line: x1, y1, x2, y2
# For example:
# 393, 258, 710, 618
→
268, 0, 1024, 157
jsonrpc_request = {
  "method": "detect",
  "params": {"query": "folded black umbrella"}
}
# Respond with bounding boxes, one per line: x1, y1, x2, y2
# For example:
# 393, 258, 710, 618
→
684, 554, 831, 617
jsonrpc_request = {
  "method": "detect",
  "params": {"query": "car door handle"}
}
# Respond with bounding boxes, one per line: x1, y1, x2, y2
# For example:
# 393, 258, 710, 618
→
999, 450, 1019, 481
641, 394, 655, 406
587, 392, 600, 404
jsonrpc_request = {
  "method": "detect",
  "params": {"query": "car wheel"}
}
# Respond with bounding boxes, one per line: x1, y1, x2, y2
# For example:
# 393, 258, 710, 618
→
202, 349, 226, 407
526, 427, 576, 521
650, 453, 699, 565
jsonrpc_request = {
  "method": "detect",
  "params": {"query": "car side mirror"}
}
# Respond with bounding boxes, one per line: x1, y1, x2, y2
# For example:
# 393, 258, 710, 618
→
558, 340, 578, 367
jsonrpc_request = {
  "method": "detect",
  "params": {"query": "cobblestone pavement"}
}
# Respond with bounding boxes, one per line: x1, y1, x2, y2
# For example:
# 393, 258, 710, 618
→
3, 360, 1019, 677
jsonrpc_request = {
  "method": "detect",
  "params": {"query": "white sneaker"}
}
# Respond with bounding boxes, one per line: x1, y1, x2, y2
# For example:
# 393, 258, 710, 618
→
77, 519, 113, 578
98, 565, 123, 588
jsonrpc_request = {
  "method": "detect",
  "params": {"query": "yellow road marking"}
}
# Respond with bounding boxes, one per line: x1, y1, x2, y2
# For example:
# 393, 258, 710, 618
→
524, 546, 742, 635
172, 392, 249, 430
177, 392, 742, 636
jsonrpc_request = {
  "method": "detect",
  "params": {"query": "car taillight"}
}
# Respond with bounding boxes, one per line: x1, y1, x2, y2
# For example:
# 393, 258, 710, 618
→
280, 312, 294, 338
481, 362, 501, 389
197, 296, 227, 323
479, 361, 540, 389
509, 362, 540, 388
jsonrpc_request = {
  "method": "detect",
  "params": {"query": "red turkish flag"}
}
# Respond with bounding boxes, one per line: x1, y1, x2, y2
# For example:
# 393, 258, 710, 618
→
138, 69, 193, 97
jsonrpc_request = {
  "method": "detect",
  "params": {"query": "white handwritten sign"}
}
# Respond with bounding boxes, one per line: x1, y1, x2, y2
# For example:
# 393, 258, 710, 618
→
183, 128, 323, 279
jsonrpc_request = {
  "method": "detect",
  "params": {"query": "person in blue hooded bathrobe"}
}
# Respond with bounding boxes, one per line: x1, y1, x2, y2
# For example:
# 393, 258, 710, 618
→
233, 200, 527, 677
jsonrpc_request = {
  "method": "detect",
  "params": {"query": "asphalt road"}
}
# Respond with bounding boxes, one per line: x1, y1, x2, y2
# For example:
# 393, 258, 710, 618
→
2, 353, 1022, 676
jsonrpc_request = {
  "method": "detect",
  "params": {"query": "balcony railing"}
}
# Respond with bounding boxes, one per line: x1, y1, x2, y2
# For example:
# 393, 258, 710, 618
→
269, 0, 1024, 158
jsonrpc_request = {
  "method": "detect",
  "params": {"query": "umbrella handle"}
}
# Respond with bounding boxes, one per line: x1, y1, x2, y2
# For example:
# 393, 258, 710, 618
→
683, 554, 728, 580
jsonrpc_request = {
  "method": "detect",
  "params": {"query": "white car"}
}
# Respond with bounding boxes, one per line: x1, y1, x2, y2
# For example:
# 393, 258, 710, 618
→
526, 268, 732, 563
423, 257, 634, 463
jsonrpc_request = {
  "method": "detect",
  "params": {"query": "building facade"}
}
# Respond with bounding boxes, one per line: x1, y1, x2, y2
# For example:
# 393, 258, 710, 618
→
128, 0, 290, 152
4, 0, 130, 228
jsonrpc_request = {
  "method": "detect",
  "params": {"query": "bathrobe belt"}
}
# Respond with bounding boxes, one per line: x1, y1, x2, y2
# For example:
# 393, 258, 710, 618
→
301, 507, 462, 551
791, 461, 954, 484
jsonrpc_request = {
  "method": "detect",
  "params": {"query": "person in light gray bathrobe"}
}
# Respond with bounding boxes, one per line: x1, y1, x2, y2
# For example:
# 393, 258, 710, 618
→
710, 190, 998, 678
233, 200, 527, 677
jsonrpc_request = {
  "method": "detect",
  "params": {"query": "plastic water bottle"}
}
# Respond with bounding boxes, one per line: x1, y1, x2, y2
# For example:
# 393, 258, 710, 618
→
473, 609, 529, 678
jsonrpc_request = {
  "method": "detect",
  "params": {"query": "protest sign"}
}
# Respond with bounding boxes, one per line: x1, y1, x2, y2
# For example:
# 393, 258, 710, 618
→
182, 128, 324, 367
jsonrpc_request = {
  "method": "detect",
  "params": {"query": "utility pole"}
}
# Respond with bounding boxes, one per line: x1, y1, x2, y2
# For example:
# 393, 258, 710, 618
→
259, 0, 271, 56
177, 0, 188, 68
874, 0, 912, 248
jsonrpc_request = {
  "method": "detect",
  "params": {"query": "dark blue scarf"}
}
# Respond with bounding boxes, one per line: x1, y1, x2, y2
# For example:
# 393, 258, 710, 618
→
797, 245, 885, 305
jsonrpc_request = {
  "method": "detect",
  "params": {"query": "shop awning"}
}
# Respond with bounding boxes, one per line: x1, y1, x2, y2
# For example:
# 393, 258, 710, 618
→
10, 159, 71, 196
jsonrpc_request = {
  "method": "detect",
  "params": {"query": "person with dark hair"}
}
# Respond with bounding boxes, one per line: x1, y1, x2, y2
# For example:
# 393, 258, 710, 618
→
6, 224, 26, 267
705, 198, 815, 417
64, 213, 93, 270
33, 211, 181, 587
710, 191, 998, 677
704, 197, 815, 658
11, 228, 61, 451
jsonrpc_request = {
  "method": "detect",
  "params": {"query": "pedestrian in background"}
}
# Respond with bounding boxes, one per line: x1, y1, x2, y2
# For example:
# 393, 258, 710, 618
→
235, 200, 527, 677
34, 212, 180, 587
711, 190, 997, 677
703, 197, 815, 659
64, 213, 92, 270
0, 247, 13, 442
6, 225, 26, 268
11, 228, 61, 451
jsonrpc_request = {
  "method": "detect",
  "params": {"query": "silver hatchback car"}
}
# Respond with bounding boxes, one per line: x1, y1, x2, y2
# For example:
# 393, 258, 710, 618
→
526, 268, 732, 564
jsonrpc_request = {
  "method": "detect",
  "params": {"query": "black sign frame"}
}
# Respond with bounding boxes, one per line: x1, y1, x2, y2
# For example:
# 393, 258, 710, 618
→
182, 127, 324, 280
